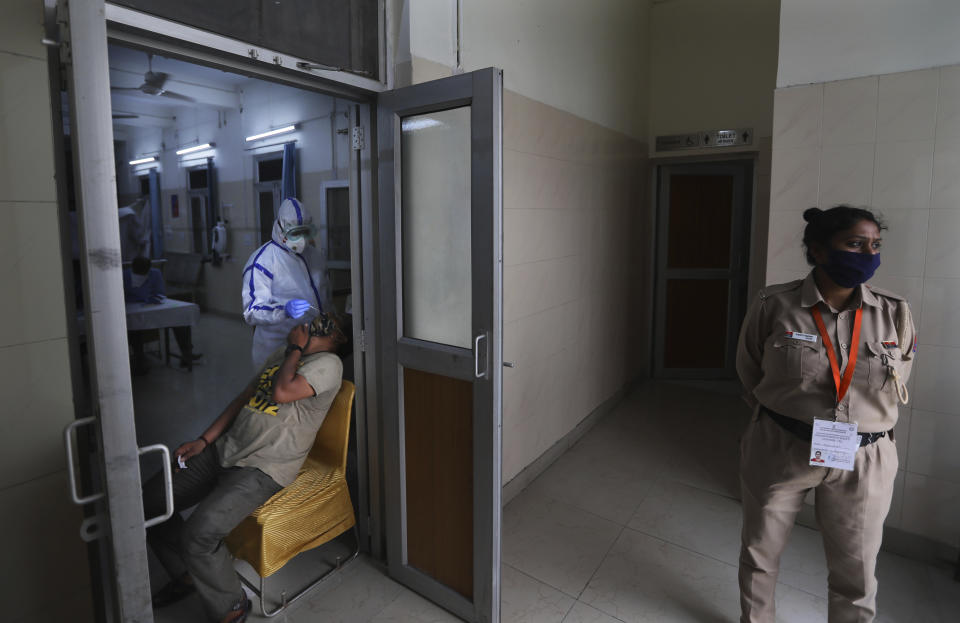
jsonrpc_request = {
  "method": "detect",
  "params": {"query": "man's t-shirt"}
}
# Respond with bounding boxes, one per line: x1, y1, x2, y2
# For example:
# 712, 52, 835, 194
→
216, 349, 342, 486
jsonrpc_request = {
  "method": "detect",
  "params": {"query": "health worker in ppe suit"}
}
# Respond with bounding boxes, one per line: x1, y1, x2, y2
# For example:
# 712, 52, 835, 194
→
242, 197, 327, 368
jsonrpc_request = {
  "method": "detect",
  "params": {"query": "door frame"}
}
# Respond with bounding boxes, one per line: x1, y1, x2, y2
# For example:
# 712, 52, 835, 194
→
652, 158, 755, 379
56, 3, 387, 619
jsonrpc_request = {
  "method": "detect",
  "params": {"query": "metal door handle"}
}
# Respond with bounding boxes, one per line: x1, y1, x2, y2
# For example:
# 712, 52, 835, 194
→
64, 417, 104, 506
140, 444, 174, 528
474, 333, 488, 379
65, 418, 174, 535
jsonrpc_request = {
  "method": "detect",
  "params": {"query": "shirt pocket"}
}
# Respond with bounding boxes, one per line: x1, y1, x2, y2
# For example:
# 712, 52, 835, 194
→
769, 338, 823, 379
865, 341, 905, 392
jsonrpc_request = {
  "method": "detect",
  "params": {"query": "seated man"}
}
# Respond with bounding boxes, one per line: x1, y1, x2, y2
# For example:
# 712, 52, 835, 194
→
142, 315, 346, 623
123, 256, 201, 373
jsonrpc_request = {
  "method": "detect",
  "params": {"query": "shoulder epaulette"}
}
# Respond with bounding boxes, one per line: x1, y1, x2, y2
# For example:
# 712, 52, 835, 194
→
866, 285, 906, 302
758, 279, 803, 301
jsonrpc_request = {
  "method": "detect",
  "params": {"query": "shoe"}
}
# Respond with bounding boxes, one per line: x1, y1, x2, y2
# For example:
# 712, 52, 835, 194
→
151, 578, 196, 608
220, 597, 252, 623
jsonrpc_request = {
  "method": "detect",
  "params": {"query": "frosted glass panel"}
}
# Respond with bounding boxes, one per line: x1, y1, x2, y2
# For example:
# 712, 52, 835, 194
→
401, 107, 471, 348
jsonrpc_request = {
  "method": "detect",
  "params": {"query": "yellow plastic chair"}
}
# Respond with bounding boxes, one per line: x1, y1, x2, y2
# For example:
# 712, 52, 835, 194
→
226, 380, 358, 617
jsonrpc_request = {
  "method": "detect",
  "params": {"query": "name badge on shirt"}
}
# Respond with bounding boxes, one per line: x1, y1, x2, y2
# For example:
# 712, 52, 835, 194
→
784, 331, 818, 343
810, 419, 860, 471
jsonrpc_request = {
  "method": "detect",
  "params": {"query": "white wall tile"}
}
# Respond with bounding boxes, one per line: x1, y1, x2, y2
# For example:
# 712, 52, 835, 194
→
868, 274, 924, 313
0, 471, 94, 622
908, 409, 960, 483
0, 53, 56, 203
924, 210, 960, 278
0, 339, 74, 490
872, 140, 934, 212
822, 76, 878, 145
901, 472, 960, 547
766, 209, 811, 275
877, 69, 939, 143
770, 147, 820, 212
911, 345, 960, 416
504, 208, 577, 267
818, 143, 875, 207
931, 138, 960, 210
0, 202, 69, 349
871, 209, 929, 278
0, 0, 45, 59
773, 85, 823, 149
936, 65, 960, 139
919, 278, 960, 347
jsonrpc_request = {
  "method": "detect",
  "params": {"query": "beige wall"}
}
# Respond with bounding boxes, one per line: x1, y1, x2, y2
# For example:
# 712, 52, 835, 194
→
407, 0, 650, 140
648, 0, 780, 299
767, 67, 960, 552
0, 1, 94, 621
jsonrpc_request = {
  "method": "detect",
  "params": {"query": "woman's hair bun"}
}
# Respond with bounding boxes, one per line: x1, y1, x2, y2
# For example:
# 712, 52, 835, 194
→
803, 207, 823, 223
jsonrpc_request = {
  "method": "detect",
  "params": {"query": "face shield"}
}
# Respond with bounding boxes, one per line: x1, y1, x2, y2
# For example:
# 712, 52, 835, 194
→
282, 224, 316, 254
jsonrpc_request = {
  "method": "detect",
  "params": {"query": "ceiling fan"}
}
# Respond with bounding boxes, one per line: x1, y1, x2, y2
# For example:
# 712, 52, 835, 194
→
111, 53, 195, 102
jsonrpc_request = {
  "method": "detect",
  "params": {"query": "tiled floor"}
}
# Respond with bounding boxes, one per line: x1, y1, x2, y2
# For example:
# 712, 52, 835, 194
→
143, 316, 960, 621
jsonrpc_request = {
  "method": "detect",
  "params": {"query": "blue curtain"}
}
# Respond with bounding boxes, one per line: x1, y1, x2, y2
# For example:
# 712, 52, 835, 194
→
149, 168, 163, 258
281, 142, 297, 200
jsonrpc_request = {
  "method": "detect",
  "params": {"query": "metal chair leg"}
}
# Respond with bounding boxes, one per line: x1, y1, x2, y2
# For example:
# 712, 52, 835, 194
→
237, 526, 361, 618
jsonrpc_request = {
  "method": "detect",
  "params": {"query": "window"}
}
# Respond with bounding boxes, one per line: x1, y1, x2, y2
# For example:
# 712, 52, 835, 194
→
255, 153, 283, 245
187, 165, 211, 254
139, 175, 150, 197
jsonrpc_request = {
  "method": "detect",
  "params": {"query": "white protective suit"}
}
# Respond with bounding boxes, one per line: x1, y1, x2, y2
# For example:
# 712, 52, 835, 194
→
242, 198, 327, 367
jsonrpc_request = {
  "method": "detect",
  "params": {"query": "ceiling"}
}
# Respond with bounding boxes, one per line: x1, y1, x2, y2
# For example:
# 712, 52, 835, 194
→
108, 44, 247, 128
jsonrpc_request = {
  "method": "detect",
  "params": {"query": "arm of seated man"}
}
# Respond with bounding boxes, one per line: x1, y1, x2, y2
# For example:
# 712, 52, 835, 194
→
272, 324, 341, 404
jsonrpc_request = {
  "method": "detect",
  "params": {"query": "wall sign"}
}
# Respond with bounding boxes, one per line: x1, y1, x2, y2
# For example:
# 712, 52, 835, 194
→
655, 128, 753, 152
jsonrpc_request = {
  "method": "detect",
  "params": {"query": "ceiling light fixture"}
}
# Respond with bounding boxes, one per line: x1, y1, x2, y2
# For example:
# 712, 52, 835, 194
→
245, 125, 297, 142
129, 156, 157, 165
176, 142, 214, 156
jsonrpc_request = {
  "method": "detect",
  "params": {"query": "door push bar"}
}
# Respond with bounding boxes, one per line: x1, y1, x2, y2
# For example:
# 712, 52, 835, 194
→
64, 417, 175, 541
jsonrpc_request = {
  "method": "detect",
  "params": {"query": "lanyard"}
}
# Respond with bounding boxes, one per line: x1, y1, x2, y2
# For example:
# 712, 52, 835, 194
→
811, 306, 862, 404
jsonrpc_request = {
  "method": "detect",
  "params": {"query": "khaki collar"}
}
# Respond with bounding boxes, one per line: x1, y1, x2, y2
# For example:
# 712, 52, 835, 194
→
800, 270, 880, 311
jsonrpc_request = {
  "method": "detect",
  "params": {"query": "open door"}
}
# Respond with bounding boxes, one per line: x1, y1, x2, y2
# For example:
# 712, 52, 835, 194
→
377, 69, 503, 622
58, 1, 169, 621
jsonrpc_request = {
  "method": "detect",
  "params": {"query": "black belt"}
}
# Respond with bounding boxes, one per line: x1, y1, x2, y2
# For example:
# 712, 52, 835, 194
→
759, 405, 888, 447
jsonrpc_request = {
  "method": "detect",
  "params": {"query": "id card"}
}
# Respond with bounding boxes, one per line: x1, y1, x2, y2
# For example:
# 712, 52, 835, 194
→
809, 419, 860, 471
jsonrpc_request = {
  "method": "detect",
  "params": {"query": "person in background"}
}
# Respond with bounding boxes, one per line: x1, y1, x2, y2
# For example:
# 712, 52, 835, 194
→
124, 256, 202, 373
736, 205, 915, 622
143, 316, 345, 623
242, 197, 328, 369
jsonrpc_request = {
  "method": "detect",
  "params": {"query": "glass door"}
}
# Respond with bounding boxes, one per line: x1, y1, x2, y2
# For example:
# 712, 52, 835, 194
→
377, 68, 503, 623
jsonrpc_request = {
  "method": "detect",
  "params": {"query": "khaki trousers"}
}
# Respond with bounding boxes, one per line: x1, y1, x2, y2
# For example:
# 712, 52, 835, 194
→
738, 410, 898, 623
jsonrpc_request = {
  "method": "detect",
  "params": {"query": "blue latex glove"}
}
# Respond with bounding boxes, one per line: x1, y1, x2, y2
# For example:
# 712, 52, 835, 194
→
284, 299, 311, 319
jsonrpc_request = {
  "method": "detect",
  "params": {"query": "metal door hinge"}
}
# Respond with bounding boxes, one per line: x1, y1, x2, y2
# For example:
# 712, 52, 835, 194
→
359, 329, 367, 352
352, 126, 365, 151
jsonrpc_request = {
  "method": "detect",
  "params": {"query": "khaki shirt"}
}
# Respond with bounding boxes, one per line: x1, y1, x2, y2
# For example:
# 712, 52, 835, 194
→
216, 350, 343, 486
736, 271, 915, 433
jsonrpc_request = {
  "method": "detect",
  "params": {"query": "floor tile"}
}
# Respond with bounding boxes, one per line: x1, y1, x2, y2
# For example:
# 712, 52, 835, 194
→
580, 528, 741, 622
772, 583, 828, 622
501, 564, 576, 622
627, 478, 743, 567
874, 551, 941, 622
562, 600, 623, 623
369, 590, 462, 623
503, 491, 623, 597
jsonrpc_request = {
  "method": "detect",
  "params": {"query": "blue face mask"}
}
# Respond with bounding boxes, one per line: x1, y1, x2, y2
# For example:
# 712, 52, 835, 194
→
822, 249, 881, 287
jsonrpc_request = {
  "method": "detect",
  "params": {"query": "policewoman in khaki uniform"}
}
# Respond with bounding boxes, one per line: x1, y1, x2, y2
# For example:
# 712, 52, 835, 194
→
736, 206, 915, 623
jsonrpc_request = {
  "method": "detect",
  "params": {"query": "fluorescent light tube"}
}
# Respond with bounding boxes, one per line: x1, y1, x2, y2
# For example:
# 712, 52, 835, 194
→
176, 143, 214, 156
129, 156, 156, 165
245, 125, 297, 142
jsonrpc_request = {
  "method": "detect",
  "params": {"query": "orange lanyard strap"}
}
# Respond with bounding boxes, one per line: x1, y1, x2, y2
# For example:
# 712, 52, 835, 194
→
811, 306, 862, 404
